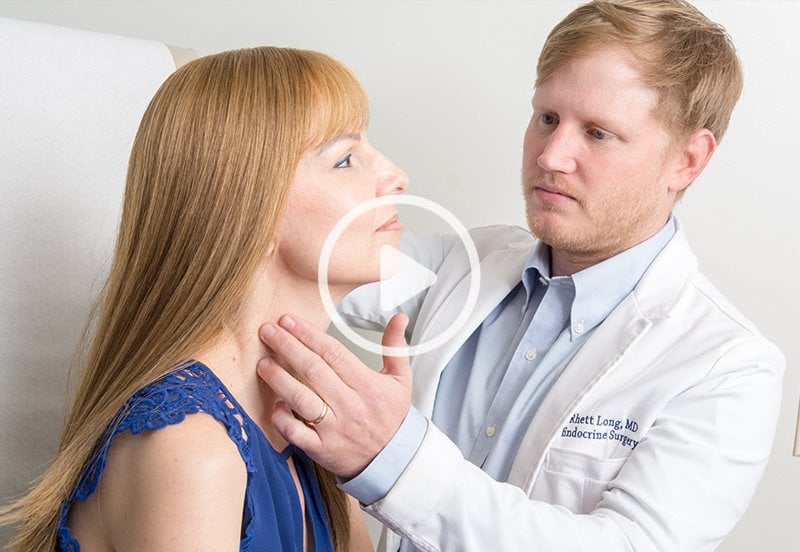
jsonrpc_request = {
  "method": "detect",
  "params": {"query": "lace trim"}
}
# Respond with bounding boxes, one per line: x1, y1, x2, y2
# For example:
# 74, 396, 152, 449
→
58, 362, 257, 550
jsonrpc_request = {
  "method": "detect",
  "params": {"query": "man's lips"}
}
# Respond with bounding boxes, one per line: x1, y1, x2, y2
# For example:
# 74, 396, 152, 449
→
533, 183, 576, 202
376, 214, 404, 232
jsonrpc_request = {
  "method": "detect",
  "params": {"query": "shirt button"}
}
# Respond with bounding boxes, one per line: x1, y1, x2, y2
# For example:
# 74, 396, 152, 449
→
574, 320, 585, 333
485, 424, 497, 438
524, 349, 537, 361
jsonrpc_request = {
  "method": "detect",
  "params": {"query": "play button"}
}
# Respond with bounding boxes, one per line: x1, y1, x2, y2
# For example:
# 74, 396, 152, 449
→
379, 245, 437, 311
318, 194, 480, 357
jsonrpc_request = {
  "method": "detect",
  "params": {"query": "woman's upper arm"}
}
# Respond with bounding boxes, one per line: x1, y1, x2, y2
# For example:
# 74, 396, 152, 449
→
99, 413, 247, 551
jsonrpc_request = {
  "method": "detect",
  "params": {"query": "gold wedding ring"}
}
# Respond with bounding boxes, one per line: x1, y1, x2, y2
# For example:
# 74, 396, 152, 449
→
306, 401, 329, 426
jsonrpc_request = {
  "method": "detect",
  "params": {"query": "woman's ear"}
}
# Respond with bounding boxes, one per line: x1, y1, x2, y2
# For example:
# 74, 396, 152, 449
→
669, 128, 717, 194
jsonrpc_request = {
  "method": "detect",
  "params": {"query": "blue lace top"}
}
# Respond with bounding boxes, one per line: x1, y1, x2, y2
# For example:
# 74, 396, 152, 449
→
56, 361, 333, 551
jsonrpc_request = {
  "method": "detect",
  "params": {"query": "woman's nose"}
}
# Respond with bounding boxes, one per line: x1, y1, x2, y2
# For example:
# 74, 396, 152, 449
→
377, 158, 409, 196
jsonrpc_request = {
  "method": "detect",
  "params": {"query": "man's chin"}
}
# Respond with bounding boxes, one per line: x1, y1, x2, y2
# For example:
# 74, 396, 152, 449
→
527, 211, 563, 241
527, 216, 584, 251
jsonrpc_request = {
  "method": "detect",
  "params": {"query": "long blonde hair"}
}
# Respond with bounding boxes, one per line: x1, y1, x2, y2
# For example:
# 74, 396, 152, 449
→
0, 46, 368, 551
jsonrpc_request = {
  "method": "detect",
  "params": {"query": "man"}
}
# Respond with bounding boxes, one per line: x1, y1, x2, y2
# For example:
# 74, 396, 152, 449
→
258, 1, 784, 550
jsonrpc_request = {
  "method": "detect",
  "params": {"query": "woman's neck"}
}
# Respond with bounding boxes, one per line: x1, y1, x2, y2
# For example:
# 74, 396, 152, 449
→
194, 262, 351, 449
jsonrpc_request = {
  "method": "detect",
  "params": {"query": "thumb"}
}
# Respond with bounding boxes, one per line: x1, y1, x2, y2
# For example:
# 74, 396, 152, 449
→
380, 313, 411, 379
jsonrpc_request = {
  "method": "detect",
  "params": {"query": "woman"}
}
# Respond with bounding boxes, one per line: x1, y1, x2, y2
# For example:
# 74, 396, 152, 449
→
0, 46, 407, 551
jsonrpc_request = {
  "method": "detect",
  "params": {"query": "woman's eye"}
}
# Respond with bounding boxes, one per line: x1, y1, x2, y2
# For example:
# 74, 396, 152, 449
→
590, 128, 609, 140
541, 113, 557, 125
334, 153, 352, 169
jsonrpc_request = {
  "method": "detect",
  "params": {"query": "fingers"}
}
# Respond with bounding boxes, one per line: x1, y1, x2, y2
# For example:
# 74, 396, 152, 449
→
271, 400, 323, 453
261, 314, 370, 386
258, 319, 353, 402
382, 312, 409, 348
257, 355, 334, 428
380, 314, 412, 382
258, 313, 414, 478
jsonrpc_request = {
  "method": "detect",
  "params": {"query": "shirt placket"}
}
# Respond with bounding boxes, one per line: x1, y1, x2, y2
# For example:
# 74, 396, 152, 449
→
467, 277, 573, 467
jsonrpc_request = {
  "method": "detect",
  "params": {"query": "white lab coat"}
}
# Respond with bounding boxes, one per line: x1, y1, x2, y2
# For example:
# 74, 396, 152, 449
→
339, 222, 784, 552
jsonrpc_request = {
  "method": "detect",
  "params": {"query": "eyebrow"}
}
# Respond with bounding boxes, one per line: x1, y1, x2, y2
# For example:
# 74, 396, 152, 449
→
319, 132, 361, 153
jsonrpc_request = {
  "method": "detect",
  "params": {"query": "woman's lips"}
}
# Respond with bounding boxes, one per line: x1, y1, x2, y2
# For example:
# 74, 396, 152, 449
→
377, 214, 404, 232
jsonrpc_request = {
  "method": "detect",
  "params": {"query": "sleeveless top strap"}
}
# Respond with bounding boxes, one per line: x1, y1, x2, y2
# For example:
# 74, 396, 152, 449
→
57, 363, 259, 549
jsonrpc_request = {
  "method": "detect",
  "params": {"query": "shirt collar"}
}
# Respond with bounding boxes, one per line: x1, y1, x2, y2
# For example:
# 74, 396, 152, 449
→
521, 240, 551, 297
521, 216, 677, 340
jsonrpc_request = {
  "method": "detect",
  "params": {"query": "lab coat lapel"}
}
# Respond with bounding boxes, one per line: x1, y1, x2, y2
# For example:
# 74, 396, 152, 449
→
410, 244, 531, 416
506, 297, 652, 491
507, 222, 698, 491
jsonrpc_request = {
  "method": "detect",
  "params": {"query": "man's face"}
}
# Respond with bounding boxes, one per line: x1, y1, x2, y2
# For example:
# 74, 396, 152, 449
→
522, 46, 681, 274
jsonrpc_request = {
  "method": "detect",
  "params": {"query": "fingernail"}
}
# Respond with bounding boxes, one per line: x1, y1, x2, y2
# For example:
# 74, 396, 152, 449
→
261, 323, 276, 339
256, 357, 271, 374
279, 314, 295, 330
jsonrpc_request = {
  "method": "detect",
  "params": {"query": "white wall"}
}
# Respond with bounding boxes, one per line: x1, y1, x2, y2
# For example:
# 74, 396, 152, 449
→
1, 1, 797, 550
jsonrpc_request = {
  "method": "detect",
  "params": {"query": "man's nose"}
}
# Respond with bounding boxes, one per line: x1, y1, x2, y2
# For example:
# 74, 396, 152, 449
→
537, 126, 578, 174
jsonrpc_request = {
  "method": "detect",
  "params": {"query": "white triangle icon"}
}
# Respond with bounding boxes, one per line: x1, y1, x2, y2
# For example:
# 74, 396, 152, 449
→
379, 245, 437, 311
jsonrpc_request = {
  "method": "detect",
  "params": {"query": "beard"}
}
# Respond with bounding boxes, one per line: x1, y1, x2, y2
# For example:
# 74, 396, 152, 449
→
524, 188, 665, 268
522, 179, 599, 255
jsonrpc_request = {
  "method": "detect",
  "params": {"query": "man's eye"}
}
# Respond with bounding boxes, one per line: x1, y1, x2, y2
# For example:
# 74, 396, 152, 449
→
334, 153, 352, 169
541, 113, 557, 125
590, 128, 609, 140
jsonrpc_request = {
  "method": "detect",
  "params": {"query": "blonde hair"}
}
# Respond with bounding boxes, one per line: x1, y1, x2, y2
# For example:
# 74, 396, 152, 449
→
537, 0, 743, 143
0, 46, 368, 551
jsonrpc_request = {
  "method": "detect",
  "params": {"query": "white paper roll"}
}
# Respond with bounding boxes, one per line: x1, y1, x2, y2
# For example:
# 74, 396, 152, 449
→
0, 16, 182, 538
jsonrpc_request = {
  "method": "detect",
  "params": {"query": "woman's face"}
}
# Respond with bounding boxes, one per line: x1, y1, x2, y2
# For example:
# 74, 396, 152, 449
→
275, 131, 408, 294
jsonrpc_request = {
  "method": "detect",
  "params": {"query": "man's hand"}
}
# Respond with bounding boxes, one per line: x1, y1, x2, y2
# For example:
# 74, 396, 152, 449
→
257, 313, 412, 479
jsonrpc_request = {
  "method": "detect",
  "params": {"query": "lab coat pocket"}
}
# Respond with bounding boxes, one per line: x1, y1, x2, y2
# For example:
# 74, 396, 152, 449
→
534, 447, 627, 514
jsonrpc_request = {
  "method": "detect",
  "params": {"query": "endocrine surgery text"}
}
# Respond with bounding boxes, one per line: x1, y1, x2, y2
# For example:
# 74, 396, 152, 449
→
560, 412, 641, 450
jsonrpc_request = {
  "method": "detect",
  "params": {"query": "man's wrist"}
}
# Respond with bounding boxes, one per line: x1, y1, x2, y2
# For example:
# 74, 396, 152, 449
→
338, 407, 428, 505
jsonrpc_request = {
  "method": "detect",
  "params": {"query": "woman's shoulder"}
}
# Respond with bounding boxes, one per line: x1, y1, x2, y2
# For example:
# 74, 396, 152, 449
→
70, 362, 254, 506
93, 405, 248, 549
117, 363, 243, 436
107, 407, 247, 491
108, 362, 258, 477
111, 403, 246, 472
62, 362, 252, 550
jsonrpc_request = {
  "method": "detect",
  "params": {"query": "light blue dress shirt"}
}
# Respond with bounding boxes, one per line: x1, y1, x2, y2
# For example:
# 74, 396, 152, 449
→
341, 219, 676, 511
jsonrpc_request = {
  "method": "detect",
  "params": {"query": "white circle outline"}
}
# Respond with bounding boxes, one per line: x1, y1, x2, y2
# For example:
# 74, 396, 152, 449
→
318, 194, 481, 357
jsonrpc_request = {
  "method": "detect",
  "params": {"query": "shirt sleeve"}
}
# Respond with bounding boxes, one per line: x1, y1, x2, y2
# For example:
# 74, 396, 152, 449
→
338, 407, 428, 505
